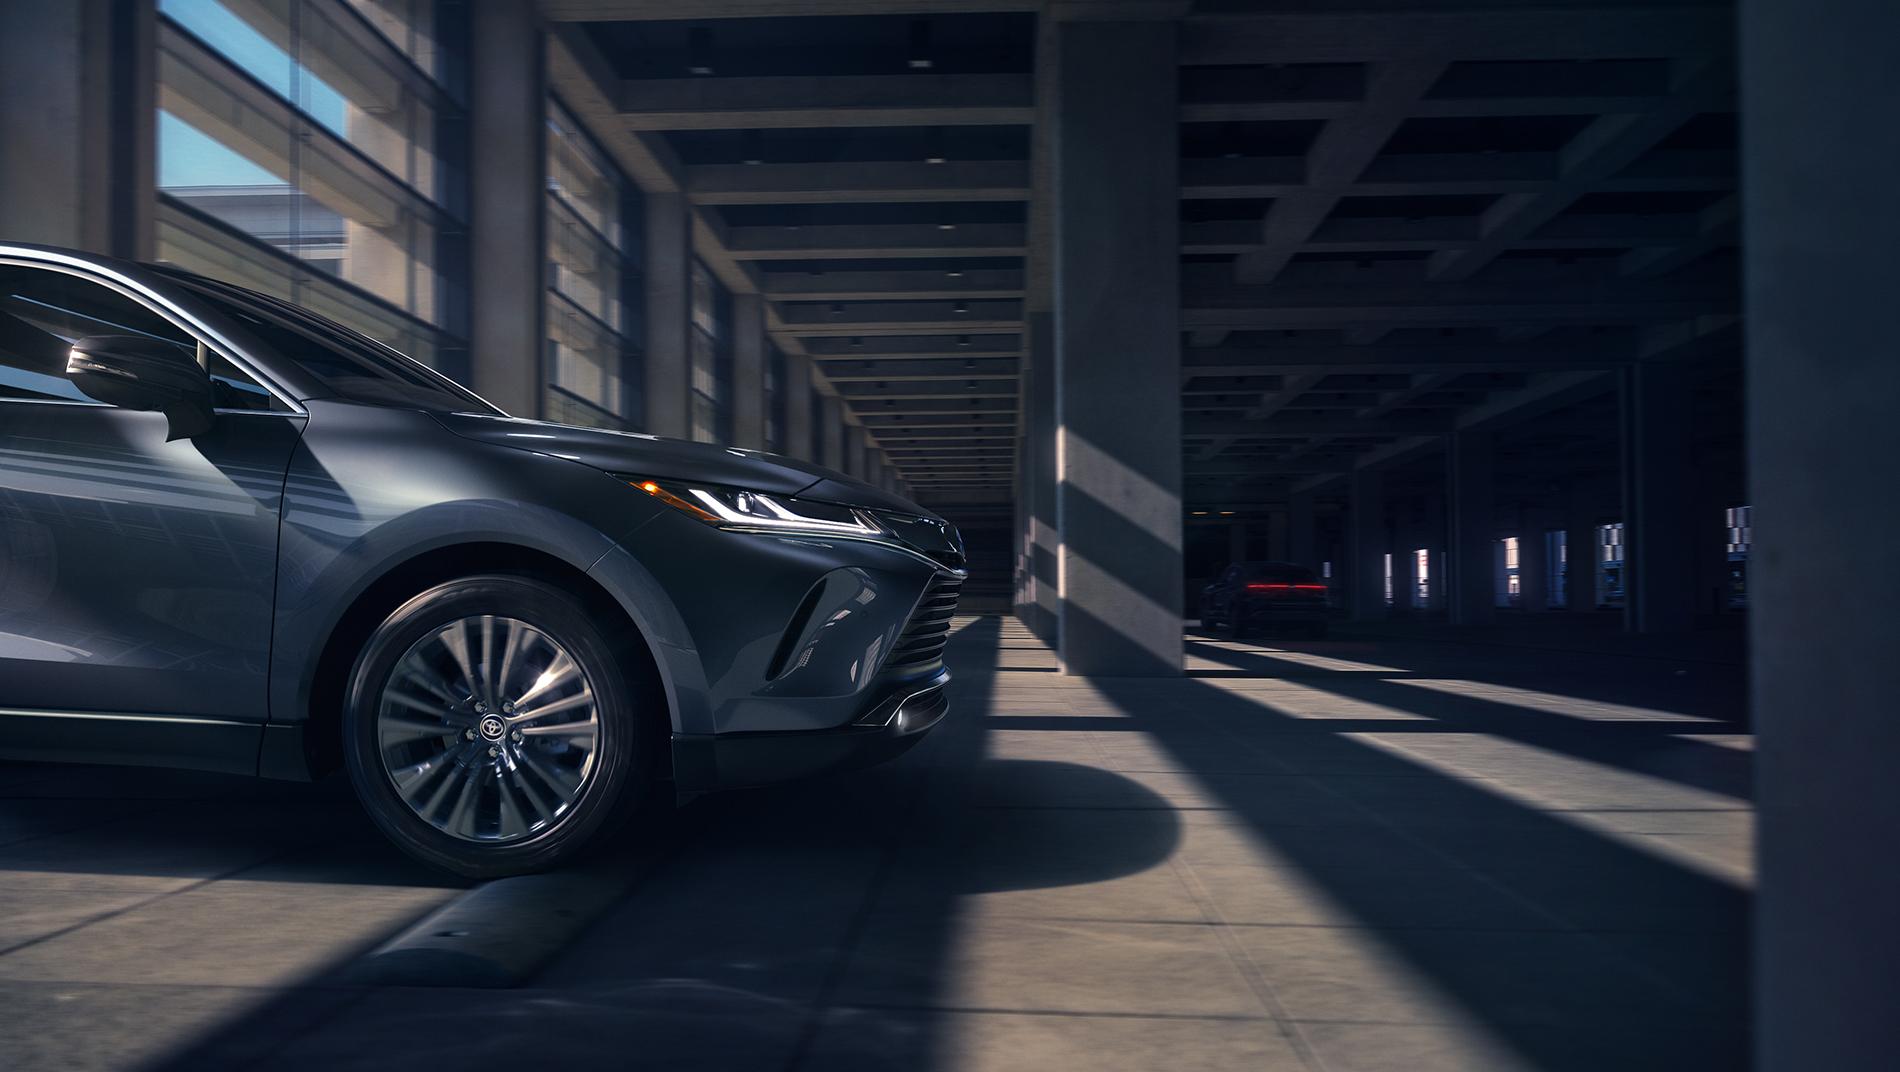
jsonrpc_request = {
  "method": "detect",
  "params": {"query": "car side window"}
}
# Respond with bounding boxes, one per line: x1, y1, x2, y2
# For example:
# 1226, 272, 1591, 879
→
0, 265, 282, 411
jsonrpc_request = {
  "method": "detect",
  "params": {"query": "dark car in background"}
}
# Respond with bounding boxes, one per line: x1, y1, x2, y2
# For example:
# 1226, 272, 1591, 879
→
1200, 561, 1330, 638
0, 244, 964, 877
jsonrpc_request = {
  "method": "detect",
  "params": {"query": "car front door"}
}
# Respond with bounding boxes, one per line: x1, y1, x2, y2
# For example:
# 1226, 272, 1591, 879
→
0, 261, 303, 770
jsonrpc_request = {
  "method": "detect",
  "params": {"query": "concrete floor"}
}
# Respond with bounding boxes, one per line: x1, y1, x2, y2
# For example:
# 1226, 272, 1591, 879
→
0, 616, 1750, 1071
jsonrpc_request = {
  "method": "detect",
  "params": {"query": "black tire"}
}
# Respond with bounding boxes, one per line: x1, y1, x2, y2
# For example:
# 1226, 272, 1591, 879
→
342, 575, 652, 878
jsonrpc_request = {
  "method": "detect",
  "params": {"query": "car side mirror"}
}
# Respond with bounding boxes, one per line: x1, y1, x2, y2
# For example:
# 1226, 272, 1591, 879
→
66, 335, 216, 441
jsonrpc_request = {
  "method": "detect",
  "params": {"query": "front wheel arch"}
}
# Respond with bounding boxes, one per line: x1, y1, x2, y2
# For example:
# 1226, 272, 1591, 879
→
301, 543, 668, 781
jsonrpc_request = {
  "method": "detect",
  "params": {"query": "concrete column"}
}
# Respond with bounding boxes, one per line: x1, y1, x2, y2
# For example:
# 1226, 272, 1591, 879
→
1621, 362, 1697, 633
0, 0, 154, 258
1289, 489, 1316, 569
782, 353, 813, 461
1512, 509, 1542, 612
1023, 308, 1059, 645
729, 293, 766, 450
1560, 480, 1595, 611
844, 425, 866, 479
1051, 18, 1181, 676
1747, 2, 1900, 1065
1349, 469, 1386, 620
466, 0, 545, 417
1420, 490, 1446, 611
1448, 430, 1496, 625
1226, 522, 1248, 568
1517, 513, 1548, 612
1393, 538, 1418, 612
643, 193, 692, 439
1266, 510, 1289, 562
820, 396, 844, 471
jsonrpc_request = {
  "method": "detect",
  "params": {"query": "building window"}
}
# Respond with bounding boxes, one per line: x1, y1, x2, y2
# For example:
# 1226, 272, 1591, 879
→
544, 98, 642, 429
689, 261, 730, 444
154, 0, 467, 374
1597, 522, 1626, 609
1413, 548, 1430, 609
1725, 505, 1752, 609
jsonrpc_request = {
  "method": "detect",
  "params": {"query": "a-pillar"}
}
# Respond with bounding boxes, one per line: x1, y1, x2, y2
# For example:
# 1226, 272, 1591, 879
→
1746, 0, 1900, 1064
783, 353, 813, 461
643, 193, 692, 439
1050, 13, 1180, 675
1621, 362, 1697, 633
1448, 430, 1496, 625
468, 0, 545, 416
729, 293, 766, 450
1349, 469, 1386, 620
0, 0, 155, 259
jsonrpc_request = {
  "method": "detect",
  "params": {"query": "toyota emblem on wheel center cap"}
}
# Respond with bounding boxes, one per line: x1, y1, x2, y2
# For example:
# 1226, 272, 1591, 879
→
478, 714, 506, 741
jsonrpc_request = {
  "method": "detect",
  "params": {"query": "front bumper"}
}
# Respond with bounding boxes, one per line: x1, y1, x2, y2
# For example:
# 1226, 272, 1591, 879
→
670, 669, 949, 790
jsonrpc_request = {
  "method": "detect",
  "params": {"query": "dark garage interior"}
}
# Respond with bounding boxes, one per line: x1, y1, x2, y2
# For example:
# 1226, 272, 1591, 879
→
0, 0, 1894, 1068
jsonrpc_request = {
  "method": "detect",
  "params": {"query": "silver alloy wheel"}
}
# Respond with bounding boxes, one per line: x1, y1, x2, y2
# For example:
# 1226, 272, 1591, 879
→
376, 615, 602, 843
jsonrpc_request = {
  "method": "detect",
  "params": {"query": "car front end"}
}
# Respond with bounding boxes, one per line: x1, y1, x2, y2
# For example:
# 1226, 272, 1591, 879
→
431, 413, 967, 794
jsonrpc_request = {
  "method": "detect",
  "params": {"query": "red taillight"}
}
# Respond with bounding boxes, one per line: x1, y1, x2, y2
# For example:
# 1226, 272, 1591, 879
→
1244, 582, 1327, 593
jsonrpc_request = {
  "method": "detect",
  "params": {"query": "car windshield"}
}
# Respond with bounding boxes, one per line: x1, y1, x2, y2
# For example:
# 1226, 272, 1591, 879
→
1239, 564, 1318, 584
156, 270, 502, 415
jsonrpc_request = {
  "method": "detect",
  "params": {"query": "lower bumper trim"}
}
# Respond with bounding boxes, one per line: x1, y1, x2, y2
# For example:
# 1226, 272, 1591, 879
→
671, 671, 951, 792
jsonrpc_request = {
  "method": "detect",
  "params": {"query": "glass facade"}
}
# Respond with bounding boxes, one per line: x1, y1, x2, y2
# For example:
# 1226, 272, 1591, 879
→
154, 0, 467, 372
544, 99, 643, 429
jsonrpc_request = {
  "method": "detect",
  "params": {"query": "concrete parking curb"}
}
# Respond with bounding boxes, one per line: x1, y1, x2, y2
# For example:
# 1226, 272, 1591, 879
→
344, 863, 643, 987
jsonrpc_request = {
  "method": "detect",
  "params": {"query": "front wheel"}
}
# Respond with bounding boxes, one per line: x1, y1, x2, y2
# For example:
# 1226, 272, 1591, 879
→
342, 575, 650, 877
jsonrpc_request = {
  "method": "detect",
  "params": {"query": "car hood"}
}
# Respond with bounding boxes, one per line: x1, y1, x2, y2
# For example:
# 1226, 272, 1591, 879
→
432, 411, 938, 519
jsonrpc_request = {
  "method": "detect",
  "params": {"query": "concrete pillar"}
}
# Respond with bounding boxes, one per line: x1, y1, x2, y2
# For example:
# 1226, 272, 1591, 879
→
1226, 522, 1247, 568
1393, 538, 1418, 612
643, 193, 692, 439
844, 425, 865, 479
466, 0, 544, 417
1266, 510, 1289, 562
1448, 430, 1496, 625
729, 293, 766, 450
1621, 362, 1697, 633
1420, 490, 1446, 611
1024, 308, 1059, 644
1562, 481, 1596, 611
820, 396, 844, 471
1747, 2, 1900, 1065
783, 353, 813, 461
1517, 513, 1548, 612
1289, 489, 1316, 569
0, 0, 154, 258
1050, 17, 1181, 676
1349, 469, 1386, 620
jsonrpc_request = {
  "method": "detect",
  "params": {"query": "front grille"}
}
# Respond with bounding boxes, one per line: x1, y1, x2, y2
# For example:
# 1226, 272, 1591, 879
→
880, 574, 962, 677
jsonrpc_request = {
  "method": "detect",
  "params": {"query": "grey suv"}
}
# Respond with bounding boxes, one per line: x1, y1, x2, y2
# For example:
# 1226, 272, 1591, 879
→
0, 244, 963, 876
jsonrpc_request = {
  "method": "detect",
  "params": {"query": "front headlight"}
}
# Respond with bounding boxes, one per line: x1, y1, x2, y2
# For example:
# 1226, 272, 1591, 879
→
626, 477, 887, 538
